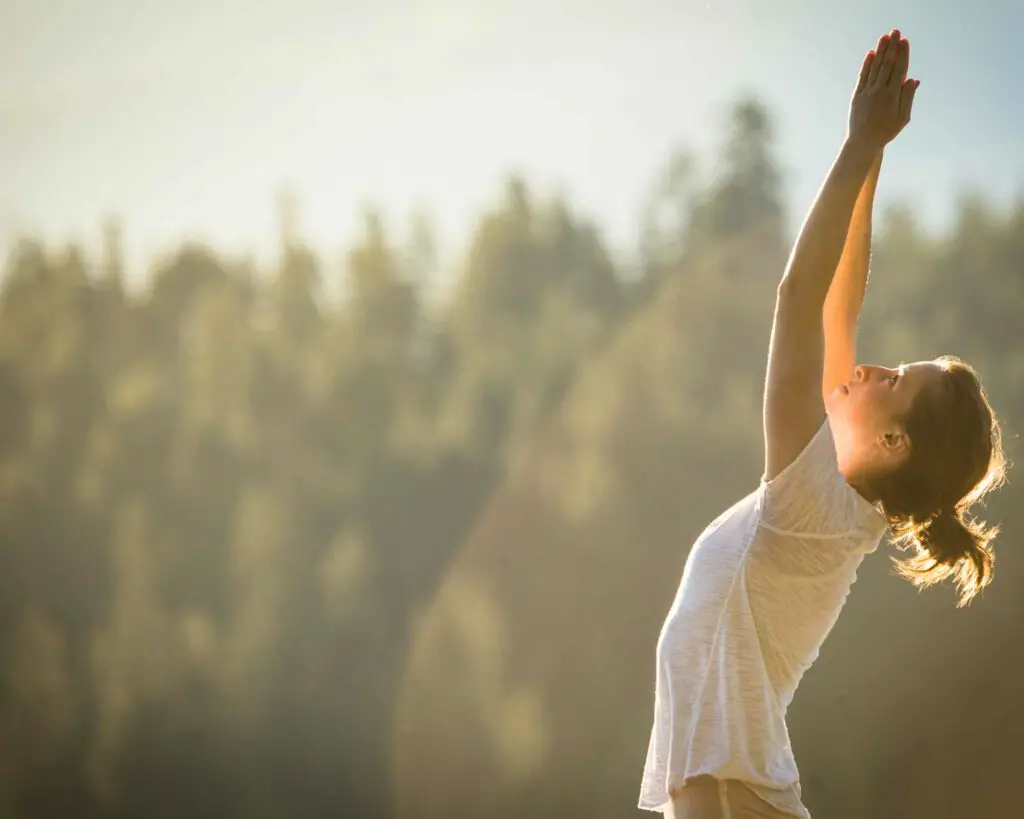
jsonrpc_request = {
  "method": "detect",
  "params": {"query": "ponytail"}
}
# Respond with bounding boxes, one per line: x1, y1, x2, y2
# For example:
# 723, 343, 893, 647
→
890, 507, 997, 607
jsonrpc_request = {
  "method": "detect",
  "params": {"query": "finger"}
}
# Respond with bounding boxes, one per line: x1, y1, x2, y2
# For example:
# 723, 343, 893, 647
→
856, 50, 875, 92
899, 78, 920, 122
893, 37, 910, 85
867, 34, 891, 85
880, 29, 901, 85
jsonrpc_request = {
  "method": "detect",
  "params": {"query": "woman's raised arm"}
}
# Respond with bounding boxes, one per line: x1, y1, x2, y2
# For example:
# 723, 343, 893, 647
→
763, 30, 918, 481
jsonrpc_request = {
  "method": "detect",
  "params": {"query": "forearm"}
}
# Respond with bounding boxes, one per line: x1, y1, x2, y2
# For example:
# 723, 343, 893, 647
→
825, 151, 882, 325
821, 151, 882, 394
779, 137, 880, 308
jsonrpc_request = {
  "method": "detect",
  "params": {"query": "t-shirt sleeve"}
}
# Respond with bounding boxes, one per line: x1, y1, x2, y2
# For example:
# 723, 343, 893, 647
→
761, 418, 883, 539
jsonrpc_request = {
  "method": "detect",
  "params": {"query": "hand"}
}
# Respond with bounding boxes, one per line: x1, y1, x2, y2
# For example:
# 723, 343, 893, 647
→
848, 29, 919, 150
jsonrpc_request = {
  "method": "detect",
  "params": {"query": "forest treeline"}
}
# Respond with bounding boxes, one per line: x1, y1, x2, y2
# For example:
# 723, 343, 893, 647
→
0, 99, 1021, 819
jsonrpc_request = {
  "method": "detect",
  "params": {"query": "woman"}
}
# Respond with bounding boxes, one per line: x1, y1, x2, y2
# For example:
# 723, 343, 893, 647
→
638, 29, 1007, 819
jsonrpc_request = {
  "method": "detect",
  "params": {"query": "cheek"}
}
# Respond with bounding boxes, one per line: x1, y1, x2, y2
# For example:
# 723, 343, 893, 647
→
836, 390, 878, 432
846, 395, 868, 425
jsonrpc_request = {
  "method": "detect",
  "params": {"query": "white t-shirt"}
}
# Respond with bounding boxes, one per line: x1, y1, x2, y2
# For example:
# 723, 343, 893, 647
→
637, 419, 888, 818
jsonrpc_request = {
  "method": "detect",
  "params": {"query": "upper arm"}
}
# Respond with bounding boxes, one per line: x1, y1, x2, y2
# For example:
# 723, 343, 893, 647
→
763, 278, 827, 482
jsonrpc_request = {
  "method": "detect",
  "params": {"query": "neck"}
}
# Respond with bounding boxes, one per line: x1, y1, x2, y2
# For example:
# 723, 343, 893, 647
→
839, 458, 883, 504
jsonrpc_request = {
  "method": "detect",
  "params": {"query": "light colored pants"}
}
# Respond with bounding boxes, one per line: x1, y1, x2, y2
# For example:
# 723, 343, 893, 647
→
668, 776, 796, 819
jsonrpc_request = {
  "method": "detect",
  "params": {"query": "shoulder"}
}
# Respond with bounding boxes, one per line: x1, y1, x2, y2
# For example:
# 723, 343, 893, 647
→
760, 418, 886, 540
760, 419, 836, 492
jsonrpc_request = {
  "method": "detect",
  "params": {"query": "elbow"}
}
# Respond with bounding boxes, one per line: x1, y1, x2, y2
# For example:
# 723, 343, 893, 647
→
775, 275, 806, 310
775, 276, 826, 328
776, 274, 797, 299
777, 272, 825, 312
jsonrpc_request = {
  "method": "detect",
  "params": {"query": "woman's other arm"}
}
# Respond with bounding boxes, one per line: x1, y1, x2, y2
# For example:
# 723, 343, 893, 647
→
822, 151, 883, 398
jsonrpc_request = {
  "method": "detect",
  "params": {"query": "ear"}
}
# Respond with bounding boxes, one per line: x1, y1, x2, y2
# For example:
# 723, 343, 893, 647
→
879, 427, 910, 455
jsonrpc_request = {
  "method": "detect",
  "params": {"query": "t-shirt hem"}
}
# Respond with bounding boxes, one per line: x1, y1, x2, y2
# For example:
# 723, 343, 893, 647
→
637, 792, 670, 814
639, 781, 808, 817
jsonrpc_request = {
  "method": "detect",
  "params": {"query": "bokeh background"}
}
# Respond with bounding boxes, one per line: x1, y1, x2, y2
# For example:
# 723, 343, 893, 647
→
1, 2, 1023, 818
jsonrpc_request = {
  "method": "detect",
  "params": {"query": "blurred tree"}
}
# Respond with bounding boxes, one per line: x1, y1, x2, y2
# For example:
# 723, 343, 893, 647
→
637, 148, 699, 291
442, 176, 622, 465
691, 98, 785, 248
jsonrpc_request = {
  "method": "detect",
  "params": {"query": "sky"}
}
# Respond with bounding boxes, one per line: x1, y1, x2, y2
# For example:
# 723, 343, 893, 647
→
1, 0, 1022, 281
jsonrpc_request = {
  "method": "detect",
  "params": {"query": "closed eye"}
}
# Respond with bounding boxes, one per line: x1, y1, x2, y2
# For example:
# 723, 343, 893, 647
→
888, 373, 900, 386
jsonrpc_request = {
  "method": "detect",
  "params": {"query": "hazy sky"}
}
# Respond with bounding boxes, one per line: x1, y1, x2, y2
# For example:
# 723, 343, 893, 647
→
1, 0, 1022, 279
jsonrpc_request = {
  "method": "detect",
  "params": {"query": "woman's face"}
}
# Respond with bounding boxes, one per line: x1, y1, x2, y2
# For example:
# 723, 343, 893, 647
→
826, 360, 945, 478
